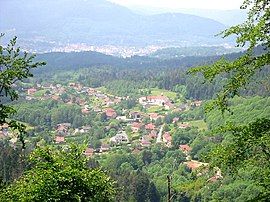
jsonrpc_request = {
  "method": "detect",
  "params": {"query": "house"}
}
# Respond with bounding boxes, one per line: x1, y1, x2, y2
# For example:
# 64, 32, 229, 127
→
179, 144, 192, 154
27, 88, 37, 95
110, 132, 129, 144
81, 108, 90, 114
164, 102, 174, 110
163, 132, 172, 147
55, 136, 65, 144
0, 123, 9, 138
207, 169, 223, 182
179, 104, 187, 112
106, 101, 115, 107
100, 144, 110, 152
145, 123, 155, 130
179, 122, 190, 129
82, 105, 90, 114
185, 161, 208, 170
191, 100, 203, 107
172, 117, 179, 124
149, 113, 164, 121
139, 95, 171, 106
76, 126, 92, 134
141, 136, 151, 147
130, 112, 141, 121
84, 147, 95, 157
56, 123, 71, 135
131, 122, 143, 133
105, 108, 117, 119
148, 130, 157, 139
51, 95, 60, 101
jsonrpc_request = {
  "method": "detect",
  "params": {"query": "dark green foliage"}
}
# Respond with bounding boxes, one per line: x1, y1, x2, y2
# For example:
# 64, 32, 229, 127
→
0, 34, 45, 148
189, 0, 270, 113
0, 145, 115, 201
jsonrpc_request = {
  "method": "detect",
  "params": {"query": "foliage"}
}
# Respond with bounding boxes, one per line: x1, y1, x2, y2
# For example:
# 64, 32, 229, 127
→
0, 144, 115, 201
189, 0, 270, 113
209, 119, 270, 199
0, 34, 45, 148
186, 1, 270, 201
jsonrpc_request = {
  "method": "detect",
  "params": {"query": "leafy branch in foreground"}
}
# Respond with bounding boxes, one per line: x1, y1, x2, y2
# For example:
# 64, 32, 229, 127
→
209, 119, 270, 200
0, 144, 116, 201
188, 1, 270, 201
188, 0, 269, 113
0, 34, 46, 148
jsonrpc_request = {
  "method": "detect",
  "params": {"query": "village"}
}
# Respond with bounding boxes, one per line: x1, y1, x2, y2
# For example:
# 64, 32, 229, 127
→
1, 81, 208, 171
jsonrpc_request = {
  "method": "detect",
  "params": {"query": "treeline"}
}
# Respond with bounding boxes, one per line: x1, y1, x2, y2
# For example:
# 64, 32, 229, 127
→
206, 96, 270, 129
32, 48, 270, 100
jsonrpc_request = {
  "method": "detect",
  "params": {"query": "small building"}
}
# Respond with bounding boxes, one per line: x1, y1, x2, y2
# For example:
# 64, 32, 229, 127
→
172, 117, 180, 124
145, 123, 156, 130
105, 108, 117, 119
179, 122, 190, 129
110, 132, 129, 145
130, 112, 141, 121
100, 144, 110, 152
141, 139, 151, 147
84, 147, 95, 157
131, 122, 143, 133
179, 144, 192, 154
185, 161, 208, 171
164, 102, 174, 110
148, 130, 157, 139
0, 123, 9, 138
148, 113, 164, 121
163, 132, 172, 147
55, 136, 65, 144
191, 100, 203, 107
27, 88, 37, 95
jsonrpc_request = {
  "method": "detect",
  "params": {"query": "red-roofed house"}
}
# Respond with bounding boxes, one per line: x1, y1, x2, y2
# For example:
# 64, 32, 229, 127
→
105, 108, 117, 119
55, 136, 65, 144
84, 147, 94, 157
179, 122, 190, 129
148, 130, 157, 139
179, 144, 192, 154
145, 123, 155, 130
131, 122, 143, 133
164, 102, 174, 110
163, 132, 172, 147
185, 161, 208, 170
172, 117, 179, 124
27, 88, 37, 95
149, 113, 164, 121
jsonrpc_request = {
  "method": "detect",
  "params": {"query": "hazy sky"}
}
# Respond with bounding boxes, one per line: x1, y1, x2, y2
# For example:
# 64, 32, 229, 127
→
109, 0, 244, 10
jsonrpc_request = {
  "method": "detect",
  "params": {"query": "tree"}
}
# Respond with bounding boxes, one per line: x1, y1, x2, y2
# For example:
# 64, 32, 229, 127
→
0, 34, 45, 148
189, 0, 269, 113
189, 1, 270, 200
0, 145, 115, 201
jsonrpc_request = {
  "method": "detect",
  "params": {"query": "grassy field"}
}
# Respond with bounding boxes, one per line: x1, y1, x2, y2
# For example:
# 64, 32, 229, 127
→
150, 88, 178, 100
33, 89, 47, 97
188, 120, 208, 131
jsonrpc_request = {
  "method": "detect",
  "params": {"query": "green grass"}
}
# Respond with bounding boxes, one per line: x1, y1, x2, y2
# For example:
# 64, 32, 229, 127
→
188, 120, 208, 131
146, 106, 167, 114
150, 88, 178, 100
33, 90, 47, 97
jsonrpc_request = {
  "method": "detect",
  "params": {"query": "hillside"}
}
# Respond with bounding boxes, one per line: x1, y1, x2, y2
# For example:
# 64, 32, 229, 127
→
1, 0, 227, 49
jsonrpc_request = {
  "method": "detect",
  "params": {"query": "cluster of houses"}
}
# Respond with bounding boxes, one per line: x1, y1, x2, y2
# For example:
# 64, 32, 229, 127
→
23, 83, 205, 162
139, 95, 174, 110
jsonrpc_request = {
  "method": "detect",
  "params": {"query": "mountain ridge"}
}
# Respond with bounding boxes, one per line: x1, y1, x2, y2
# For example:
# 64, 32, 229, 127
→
1, 0, 229, 49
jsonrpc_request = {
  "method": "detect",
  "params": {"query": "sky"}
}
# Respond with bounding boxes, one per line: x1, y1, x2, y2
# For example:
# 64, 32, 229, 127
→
109, 0, 244, 10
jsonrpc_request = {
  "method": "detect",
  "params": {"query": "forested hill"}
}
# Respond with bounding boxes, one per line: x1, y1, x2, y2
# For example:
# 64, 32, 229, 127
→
34, 49, 244, 74
1, 0, 227, 47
